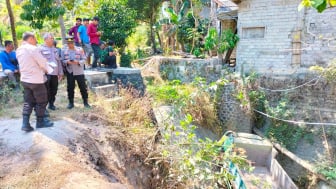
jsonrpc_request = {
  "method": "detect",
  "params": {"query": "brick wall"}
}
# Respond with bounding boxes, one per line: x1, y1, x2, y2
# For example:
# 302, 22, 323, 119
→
235, 0, 336, 74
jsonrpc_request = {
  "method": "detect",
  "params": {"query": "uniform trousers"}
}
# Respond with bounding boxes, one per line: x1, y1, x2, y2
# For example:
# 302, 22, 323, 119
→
46, 75, 59, 105
66, 72, 88, 103
21, 81, 48, 117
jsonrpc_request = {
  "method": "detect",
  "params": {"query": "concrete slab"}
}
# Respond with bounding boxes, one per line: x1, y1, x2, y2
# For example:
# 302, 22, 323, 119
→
92, 84, 117, 97
84, 70, 111, 88
113, 67, 140, 74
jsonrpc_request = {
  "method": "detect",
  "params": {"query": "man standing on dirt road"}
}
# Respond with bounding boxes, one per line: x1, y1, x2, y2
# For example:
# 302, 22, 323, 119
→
16, 32, 54, 132
39, 33, 63, 111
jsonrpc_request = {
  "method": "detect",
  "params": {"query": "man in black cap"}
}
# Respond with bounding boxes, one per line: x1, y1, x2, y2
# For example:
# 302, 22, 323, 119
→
61, 36, 91, 109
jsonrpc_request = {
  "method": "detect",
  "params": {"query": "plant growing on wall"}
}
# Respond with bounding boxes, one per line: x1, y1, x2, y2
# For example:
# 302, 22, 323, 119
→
310, 61, 336, 82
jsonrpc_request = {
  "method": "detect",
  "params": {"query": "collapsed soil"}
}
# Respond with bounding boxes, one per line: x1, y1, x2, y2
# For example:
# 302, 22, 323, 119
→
0, 82, 159, 189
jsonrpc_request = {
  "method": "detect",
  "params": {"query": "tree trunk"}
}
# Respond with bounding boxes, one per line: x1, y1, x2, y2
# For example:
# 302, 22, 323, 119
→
55, 0, 66, 45
6, 0, 17, 49
156, 30, 162, 51
150, 22, 157, 54
58, 16, 66, 45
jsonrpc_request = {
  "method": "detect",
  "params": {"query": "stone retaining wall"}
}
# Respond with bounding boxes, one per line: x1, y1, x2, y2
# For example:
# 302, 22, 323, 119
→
216, 83, 252, 133
112, 68, 145, 96
258, 74, 336, 187
259, 73, 336, 125
158, 57, 224, 83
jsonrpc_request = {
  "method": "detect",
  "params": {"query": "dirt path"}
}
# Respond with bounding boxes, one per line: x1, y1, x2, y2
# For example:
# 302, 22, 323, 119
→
0, 118, 130, 189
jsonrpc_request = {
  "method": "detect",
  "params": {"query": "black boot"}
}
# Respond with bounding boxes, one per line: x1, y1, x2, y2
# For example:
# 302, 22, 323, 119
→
48, 102, 56, 110
67, 99, 74, 109
67, 103, 74, 109
36, 117, 54, 128
83, 99, 91, 108
21, 115, 34, 132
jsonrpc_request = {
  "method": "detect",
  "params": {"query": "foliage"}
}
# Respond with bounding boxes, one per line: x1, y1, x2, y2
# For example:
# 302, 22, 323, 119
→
299, 0, 336, 13
265, 99, 305, 150
186, 77, 223, 134
204, 27, 218, 52
148, 77, 224, 136
120, 51, 133, 68
235, 72, 307, 150
97, 0, 137, 51
127, 0, 162, 23
147, 80, 192, 108
156, 114, 249, 188
310, 60, 336, 82
127, 23, 150, 51
0, 82, 23, 115
15, 25, 33, 41
218, 29, 239, 54
20, 0, 65, 29
316, 161, 336, 180
127, 0, 162, 53
177, 12, 208, 53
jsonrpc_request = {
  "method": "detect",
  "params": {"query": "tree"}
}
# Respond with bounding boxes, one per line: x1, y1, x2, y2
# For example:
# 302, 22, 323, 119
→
20, 0, 65, 29
97, 0, 137, 52
5, 0, 17, 48
127, 0, 162, 53
299, 0, 336, 12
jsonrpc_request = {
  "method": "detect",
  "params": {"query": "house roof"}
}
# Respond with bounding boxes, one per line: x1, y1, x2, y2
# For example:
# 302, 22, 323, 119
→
214, 0, 238, 20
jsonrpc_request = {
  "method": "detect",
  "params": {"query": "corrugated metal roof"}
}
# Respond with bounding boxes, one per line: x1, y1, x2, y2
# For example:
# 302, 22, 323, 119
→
214, 0, 238, 20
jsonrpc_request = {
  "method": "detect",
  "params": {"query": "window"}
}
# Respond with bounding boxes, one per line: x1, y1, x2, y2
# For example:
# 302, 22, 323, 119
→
242, 27, 265, 39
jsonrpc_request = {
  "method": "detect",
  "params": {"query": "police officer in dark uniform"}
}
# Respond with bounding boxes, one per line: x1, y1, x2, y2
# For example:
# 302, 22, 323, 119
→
39, 33, 63, 110
61, 36, 91, 109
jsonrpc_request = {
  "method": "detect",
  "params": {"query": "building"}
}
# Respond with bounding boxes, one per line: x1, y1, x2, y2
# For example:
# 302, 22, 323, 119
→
213, 0, 336, 74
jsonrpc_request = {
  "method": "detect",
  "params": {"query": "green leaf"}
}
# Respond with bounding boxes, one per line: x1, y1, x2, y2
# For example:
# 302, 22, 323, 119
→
311, 0, 325, 8
316, 0, 327, 12
330, 0, 336, 6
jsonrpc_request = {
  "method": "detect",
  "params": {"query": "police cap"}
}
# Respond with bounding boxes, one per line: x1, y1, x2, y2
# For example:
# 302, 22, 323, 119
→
65, 36, 74, 43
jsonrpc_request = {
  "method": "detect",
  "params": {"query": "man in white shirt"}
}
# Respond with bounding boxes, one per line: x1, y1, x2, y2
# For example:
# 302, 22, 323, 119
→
16, 32, 54, 132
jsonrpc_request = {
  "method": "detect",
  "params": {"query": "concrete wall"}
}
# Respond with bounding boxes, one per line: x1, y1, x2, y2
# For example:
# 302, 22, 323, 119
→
235, 0, 336, 74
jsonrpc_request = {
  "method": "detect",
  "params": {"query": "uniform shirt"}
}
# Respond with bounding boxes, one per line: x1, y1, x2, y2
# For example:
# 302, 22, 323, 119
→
87, 23, 100, 45
78, 25, 90, 44
39, 44, 63, 76
0, 50, 18, 71
69, 25, 80, 43
16, 42, 50, 84
61, 46, 86, 75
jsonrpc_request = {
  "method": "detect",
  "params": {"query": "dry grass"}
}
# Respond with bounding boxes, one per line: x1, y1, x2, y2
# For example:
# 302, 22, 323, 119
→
93, 87, 157, 149
184, 90, 222, 135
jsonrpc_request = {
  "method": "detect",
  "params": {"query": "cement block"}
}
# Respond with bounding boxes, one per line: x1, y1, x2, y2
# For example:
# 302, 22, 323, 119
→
92, 84, 117, 97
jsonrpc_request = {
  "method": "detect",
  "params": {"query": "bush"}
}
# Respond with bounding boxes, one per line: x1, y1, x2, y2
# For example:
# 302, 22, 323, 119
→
120, 51, 133, 67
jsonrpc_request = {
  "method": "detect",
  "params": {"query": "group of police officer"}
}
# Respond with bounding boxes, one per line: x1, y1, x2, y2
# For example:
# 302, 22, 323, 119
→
16, 32, 90, 132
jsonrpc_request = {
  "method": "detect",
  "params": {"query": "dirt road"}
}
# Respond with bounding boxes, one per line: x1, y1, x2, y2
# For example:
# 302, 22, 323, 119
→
0, 118, 130, 189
